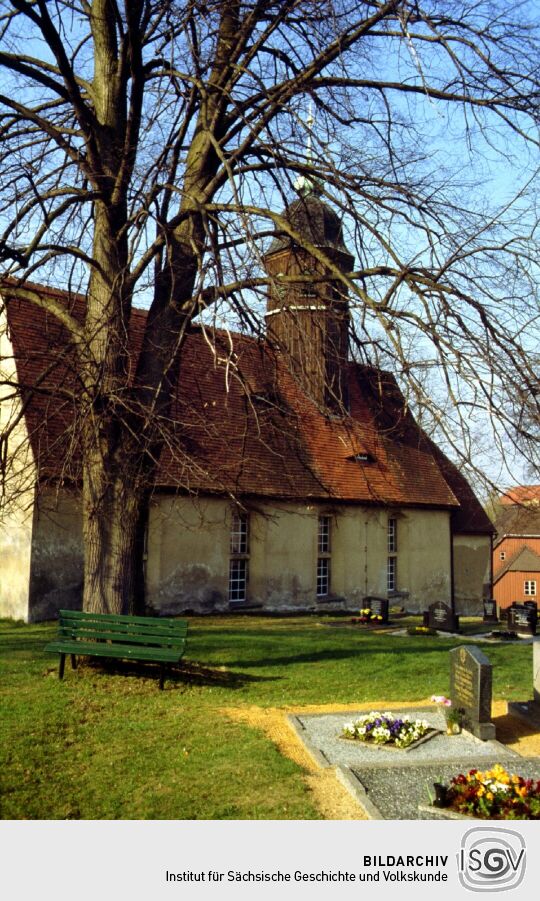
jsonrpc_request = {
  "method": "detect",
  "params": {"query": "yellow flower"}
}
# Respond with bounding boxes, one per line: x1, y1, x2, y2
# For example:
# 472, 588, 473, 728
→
486, 792, 494, 801
477, 786, 485, 797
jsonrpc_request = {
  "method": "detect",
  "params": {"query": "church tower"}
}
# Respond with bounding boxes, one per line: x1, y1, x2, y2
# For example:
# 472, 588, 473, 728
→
263, 180, 354, 412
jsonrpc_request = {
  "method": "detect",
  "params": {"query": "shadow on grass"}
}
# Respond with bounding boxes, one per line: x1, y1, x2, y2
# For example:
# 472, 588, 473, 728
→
222, 643, 459, 669
0, 638, 55, 655
172, 660, 277, 687
50, 656, 278, 689
0, 624, 56, 655
492, 711, 540, 746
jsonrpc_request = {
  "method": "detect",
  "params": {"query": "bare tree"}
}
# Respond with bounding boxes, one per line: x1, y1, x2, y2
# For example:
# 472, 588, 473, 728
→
0, 0, 538, 613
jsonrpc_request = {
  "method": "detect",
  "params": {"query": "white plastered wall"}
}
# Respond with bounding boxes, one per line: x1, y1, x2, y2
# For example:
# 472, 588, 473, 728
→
0, 296, 36, 620
453, 533, 491, 614
146, 496, 453, 614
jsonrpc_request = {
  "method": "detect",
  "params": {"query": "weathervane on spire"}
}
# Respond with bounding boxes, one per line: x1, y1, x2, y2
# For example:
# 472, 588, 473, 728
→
294, 99, 322, 197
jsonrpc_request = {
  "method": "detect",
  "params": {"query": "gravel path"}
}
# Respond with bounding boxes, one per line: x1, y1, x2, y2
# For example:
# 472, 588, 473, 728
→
289, 706, 540, 819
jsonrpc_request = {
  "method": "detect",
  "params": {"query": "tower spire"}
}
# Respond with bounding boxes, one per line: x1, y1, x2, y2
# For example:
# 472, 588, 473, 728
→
294, 100, 322, 197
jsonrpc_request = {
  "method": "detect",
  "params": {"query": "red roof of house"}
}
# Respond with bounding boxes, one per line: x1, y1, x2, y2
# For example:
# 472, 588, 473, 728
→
2, 284, 493, 531
500, 486, 540, 506
493, 546, 540, 584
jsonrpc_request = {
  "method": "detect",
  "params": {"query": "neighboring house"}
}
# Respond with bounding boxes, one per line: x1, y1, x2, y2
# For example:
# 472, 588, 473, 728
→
493, 488, 540, 610
0, 185, 493, 622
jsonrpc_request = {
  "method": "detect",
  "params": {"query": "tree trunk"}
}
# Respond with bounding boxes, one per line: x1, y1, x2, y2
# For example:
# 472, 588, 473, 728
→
82, 457, 143, 615
80, 194, 133, 614
78, 0, 227, 616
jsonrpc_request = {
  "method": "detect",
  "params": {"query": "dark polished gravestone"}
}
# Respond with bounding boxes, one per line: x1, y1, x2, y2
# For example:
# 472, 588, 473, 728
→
507, 602, 537, 636
482, 599, 498, 623
508, 639, 540, 727
363, 596, 389, 624
449, 645, 495, 740
428, 601, 459, 633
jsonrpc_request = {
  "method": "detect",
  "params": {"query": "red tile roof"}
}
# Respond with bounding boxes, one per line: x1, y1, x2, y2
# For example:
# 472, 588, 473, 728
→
2, 283, 492, 531
500, 486, 540, 506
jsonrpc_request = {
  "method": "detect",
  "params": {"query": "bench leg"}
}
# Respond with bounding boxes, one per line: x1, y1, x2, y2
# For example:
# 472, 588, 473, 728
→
71, 654, 77, 670
159, 665, 166, 691
59, 653, 66, 680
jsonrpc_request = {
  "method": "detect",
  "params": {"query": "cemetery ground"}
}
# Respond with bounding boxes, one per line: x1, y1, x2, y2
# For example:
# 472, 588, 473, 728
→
1, 614, 539, 820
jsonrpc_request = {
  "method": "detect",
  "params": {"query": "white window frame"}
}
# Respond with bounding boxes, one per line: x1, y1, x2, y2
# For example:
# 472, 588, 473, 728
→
387, 516, 398, 592
388, 517, 397, 553
499, 551, 506, 561
317, 557, 330, 597
230, 511, 249, 555
524, 580, 537, 597
229, 558, 248, 603
318, 515, 331, 554
317, 515, 332, 596
229, 511, 249, 602
387, 556, 397, 593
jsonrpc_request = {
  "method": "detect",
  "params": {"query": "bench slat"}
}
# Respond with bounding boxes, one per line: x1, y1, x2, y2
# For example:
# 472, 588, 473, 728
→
45, 610, 189, 688
46, 639, 183, 663
58, 609, 183, 627
57, 626, 187, 647
59, 612, 187, 632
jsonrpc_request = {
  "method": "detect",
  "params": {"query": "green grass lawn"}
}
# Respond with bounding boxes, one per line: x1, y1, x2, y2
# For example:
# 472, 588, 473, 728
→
0, 615, 533, 820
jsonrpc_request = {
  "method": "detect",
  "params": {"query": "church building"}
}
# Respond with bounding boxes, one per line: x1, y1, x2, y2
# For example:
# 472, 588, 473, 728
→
0, 182, 493, 621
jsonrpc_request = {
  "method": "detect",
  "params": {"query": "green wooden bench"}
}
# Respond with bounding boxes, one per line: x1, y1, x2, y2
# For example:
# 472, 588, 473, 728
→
45, 609, 188, 689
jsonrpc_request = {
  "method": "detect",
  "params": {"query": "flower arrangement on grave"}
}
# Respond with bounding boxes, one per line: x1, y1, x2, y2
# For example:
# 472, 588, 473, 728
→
431, 695, 464, 733
341, 711, 431, 749
355, 608, 384, 625
431, 694, 451, 710
434, 765, 540, 819
445, 706, 465, 732
406, 625, 436, 636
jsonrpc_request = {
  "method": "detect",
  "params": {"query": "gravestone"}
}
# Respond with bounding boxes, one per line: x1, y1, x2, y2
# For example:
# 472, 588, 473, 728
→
508, 639, 540, 727
428, 601, 459, 633
525, 600, 538, 619
507, 603, 537, 636
364, 596, 389, 624
535, 639, 540, 704
449, 645, 495, 740
482, 599, 498, 623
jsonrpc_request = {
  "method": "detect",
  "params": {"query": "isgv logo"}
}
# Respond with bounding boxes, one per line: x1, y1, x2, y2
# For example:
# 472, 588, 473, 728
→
458, 827, 526, 892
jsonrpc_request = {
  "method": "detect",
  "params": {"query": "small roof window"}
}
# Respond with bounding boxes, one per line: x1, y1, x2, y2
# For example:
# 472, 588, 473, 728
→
347, 452, 374, 464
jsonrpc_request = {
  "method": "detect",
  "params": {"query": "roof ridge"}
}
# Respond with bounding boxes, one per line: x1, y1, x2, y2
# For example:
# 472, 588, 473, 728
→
494, 544, 540, 583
